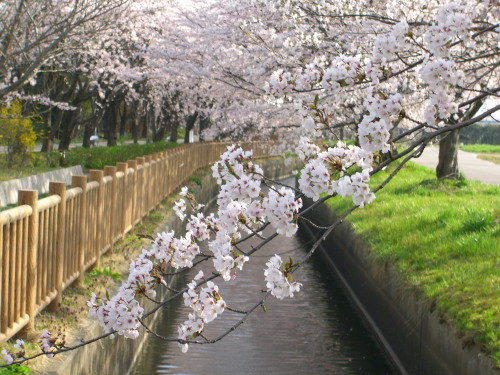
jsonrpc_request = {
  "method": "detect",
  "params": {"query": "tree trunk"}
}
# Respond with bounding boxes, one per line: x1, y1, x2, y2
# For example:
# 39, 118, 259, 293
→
435, 95, 483, 180
105, 102, 118, 146
184, 112, 199, 144
58, 109, 79, 150
119, 103, 127, 137
153, 119, 167, 142
132, 119, 138, 143
199, 115, 210, 141
436, 129, 460, 180
41, 110, 54, 152
82, 125, 93, 148
141, 115, 148, 139
170, 121, 178, 143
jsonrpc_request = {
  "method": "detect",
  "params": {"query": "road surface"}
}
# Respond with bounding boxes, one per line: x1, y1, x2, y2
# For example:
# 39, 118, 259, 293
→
412, 146, 500, 185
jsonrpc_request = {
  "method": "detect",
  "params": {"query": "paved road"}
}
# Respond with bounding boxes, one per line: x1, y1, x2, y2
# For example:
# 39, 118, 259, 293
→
412, 146, 500, 185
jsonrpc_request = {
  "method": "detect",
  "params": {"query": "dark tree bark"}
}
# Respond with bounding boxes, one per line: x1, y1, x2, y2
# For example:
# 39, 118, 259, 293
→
119, 103, 127, 137
170, 121, 178, 143
132, 119, 139, 143
58, 108, 80, 150
34, 73, 64, 152
436, 96, 484, 180
184, 112, 199, 144
436, 129, 460, 179
199, 114, 211, 141
105, 102, 119, 146
82, 124, 93, 148
141, 116, 148, 138
153, 118, 168, 142
41, 109, 54, 152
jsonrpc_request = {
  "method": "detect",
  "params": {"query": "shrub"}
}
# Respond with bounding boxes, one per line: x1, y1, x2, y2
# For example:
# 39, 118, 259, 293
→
0, 101, 37, 167
50, 141, 178, 170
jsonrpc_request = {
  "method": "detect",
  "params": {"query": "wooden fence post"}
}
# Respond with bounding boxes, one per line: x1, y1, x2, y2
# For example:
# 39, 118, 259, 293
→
71, 176, 87, 288
47, 182, 66, 312
116, 163, 128, 238
136, 157, 145, 221
89, 170, 104, 268
144, 155, 152, 212
162, 151, 168, 198
18, 190, 38, 335
104, 166, 116, 251
127, 160, 137, 232
153, 154, 161, 208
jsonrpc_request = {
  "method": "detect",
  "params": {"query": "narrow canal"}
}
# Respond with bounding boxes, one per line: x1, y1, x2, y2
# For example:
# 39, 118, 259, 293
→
131, 180, 397, 375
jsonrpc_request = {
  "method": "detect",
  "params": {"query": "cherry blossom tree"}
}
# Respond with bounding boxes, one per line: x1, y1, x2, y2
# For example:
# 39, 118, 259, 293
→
1, 0, 499, 367
0, 0, 130, 101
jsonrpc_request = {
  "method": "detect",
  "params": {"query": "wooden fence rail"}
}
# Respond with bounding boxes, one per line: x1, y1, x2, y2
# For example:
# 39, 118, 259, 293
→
0, 141, 269, 342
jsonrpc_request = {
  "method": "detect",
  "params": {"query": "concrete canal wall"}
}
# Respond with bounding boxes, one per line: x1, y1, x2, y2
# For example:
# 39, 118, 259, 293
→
299, 198, 498, 375
0, 166, 83, 207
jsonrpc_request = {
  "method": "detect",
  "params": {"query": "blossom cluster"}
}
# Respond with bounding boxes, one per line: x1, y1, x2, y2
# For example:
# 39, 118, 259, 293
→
178, 271, 226, 353
424, 3, 472, 58
38, 330, 66, 358
263, 187, 302, 236
296, 137, 320, 161
420, 58, 464, 127
152, 231, 201, 269
266, 55, 363, 96
372, 21, 409, 65
88, 287, 144, 340
298, 139, 375, 207
1, 339, 24, 364
264, 69, 294, 96
358, 90, 403, 153
264, 255, 302, 300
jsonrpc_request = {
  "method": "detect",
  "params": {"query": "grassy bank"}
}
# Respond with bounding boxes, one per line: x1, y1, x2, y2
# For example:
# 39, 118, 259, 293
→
0, 141, 179, 182
326, 163, 499, 365
460, 144, 500, 165
459, 144, 500, 153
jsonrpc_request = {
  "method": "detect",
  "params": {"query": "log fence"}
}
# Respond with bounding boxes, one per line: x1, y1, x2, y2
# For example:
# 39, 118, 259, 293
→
0, 141, 269, 342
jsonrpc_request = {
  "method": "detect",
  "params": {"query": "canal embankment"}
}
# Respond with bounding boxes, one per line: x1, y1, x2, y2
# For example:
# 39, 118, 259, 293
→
299, 162, 499, 375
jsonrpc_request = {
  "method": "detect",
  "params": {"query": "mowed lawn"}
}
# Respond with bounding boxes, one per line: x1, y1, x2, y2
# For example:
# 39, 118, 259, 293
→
326, 162, 500, 365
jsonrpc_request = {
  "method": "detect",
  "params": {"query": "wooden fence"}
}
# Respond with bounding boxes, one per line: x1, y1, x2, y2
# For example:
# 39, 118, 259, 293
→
0, 141, 269, 342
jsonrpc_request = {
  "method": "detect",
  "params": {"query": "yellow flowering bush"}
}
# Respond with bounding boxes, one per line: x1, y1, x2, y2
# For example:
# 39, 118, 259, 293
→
0, 101, 37, 166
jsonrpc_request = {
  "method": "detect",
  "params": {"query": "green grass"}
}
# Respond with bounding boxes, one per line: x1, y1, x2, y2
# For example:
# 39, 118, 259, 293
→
460, 144, 500, 153
477, 154, 500, 165
88, 267, 122, 280
0, 364, 31, 374
0, 164, 57, 182
0, 141, 179, 182
459, 144, 500, 165
326, 163, 500, 365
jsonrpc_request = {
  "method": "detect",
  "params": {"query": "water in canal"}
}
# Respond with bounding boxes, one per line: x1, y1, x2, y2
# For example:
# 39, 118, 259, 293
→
131, 183, 397, 375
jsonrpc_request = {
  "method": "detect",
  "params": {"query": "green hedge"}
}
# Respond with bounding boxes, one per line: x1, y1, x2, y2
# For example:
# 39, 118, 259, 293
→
40, 142, 178, 170
460, 123, 500, 145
